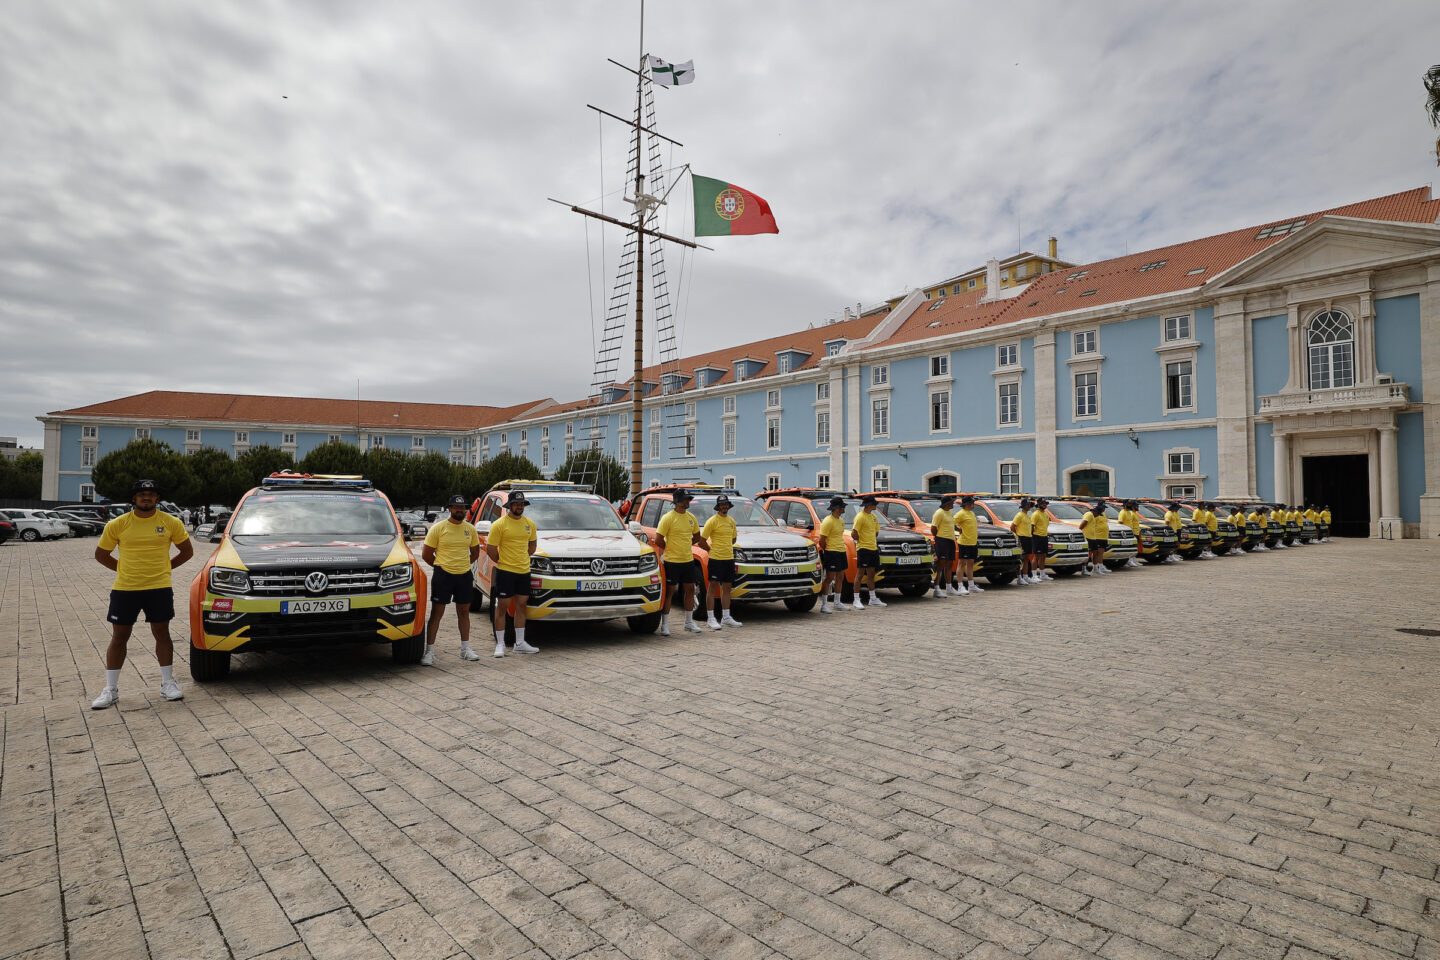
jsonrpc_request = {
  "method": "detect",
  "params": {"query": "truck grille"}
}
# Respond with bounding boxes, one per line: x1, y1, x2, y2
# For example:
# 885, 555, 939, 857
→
879, 541, 928, 557
247, 568, 381, 596
739, 546, 812, 563
980, 533, 1020, 549
548, 556, 643, 576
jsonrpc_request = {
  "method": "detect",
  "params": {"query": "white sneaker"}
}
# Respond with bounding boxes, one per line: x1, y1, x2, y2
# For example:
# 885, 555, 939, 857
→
160, 679, 184, 701
1041, 570, 1054, 580
1081, 566, 1092, 576
707, 616, 722, 630
91, 687, 119, 710
513, 638, 540, 653
493, 640, 507, 658
1015, 575, 1029, 585
954, 583, 968, 595
821, 602, 833, 614
945, 585, 961, 597
967, 582, 984, 593
420, 647, 436, 666
721, 614, 743, 627
1127, 558, 1142, 567
932, 587, 945, 598
868, 595, 887, 607
834, 601, 851, 611
683, 620, 703, 634
659, 618, 671, 636
852, 599, 866, 610
459, 646, 481, 661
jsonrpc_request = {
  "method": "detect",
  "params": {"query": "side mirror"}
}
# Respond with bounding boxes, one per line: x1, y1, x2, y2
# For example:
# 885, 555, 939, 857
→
474, 520, 491, 536
209, 531, 224, 543
627, 521, 644, 534
794, 517, 813, 530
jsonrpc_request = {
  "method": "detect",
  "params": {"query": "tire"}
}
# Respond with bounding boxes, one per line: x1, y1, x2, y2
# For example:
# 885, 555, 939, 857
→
1052, 565, 1080, 576
984, 572, 1017, 586
1104, 560, 1127, 570
1146, 552, 1167, 564
899, 583, 930, 597
189, 644, 231, 682
392, 630, 424, 664
20, 528, 39, 542
627, 611, 662, 634
784, 593, 819, 613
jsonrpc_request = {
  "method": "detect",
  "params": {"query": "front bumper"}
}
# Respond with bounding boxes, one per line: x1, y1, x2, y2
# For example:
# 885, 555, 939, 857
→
1046, 539, 1090, 568
197, 589, 422, 652
521, 572, 663, 621
732, 561, 823, 601
976, 544, 1022, 575
876, 553, 936, 585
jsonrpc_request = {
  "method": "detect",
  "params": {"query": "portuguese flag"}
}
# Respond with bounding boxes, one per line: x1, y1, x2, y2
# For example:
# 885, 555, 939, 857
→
692, 174, 779, 236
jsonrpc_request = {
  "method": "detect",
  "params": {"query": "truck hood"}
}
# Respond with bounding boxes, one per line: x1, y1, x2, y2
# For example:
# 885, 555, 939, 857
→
536, 530, 646, 557
877, 528, 930, 545
227, 534, 401, 570
733, 529, 813, 549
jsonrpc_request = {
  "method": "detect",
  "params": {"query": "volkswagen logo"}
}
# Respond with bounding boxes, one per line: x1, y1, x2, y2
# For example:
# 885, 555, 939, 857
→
773, 549, 785, 563
590, 558, 607, 575
304, 571, 328, 594
900, 541, 912, 555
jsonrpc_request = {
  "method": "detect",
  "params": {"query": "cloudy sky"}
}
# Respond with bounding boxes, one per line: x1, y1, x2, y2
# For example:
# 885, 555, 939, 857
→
3, 0, 1438, 446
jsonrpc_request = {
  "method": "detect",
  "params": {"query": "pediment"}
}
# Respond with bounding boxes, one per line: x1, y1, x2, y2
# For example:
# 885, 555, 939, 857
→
1209, 217, 1440, 290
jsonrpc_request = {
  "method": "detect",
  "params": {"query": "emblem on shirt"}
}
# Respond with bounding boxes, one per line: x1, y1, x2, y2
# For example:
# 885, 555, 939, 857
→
304, 571, 329, 594
155, 525, 165, 535
590, 559, 607, 575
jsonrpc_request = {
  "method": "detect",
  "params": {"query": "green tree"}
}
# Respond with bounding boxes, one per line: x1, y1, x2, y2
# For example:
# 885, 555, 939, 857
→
184, 447, 249, 507
552, 449, 627, 502
0, 456, 13, 499
405, 451, 454, 511
449, 464, 491, 504
363, 447, 413, 506
235, 445, 296, 488
1427, 64, 1440, 164
91, 439, 194, 504
1, 451, 44, 500
299, 440, 363, 476
476, 452, 543, 493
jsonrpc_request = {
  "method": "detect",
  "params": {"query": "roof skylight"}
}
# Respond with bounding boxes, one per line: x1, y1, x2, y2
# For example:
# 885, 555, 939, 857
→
1138, 260, 1167, 272
1256, 218, 1307, 239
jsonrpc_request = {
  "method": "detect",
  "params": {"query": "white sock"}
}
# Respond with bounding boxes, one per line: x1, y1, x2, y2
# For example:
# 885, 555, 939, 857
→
515, 628, 526, 645
425, 643, 435, 652
495, 629, 506, 645
459, 641, 471, 652
160, 665, 173, 684
105, 668, 120, 691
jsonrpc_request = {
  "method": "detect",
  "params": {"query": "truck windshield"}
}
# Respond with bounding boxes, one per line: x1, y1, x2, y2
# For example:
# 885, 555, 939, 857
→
231, 495, 398, 536
685, 498, 778, 527
525, 496, 623, 531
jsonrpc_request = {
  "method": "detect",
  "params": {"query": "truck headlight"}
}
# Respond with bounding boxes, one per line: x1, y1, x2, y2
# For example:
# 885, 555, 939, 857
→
732, 548, 747, 563
529, 556, 554, 575
638, 553, 658, 572
208, 567, 249, 594
378, 564, 413, 588
806, 544, 819, 561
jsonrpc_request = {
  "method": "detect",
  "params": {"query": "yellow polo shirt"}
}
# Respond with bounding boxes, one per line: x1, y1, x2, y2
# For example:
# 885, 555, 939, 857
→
656, 509, 700, 563
851, 510, 880, 552
1030, 509, 1050, 536
1011, 509, 1032, 537
488, 513, 537, 575
1164, 510, 1183, 531
818, 514, 846, 552
424, 518, 481, 575
1117, 509, 1142, 535
98, 511, 189, 592
931, 508, 955, 541
1081, 511, 1108, 540
1321, 510, 1331, 524
953, 509, 978, 546
700, 514, 737, 561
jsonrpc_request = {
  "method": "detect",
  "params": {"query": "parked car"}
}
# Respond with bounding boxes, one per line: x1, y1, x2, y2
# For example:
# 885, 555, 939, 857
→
0, 509, 68, 541
0, 518, 14, 545
863, 491, 1022, 585
1099, 498, 1179, 563
1048, 500, 1140, 568
395, 511, 432, 540
975, 497, 1090, 576
188, 474, 427, 681
45, 510, 104, 537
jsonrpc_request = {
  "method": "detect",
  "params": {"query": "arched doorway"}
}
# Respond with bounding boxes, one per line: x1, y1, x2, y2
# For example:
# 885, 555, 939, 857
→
1068, 468, 1111, 498
924, 472, 958, 494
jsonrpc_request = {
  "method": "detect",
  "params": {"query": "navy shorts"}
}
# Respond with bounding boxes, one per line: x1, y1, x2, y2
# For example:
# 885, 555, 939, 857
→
855, 548, 880, 569
663, 560, 697, 586
706, 559, 735, 584
1031, 535, 1049, 553
934, 539, 956, 561
1087, 539, 1108, 551
957, 544, 978, 560
821, 550, 847, 572
107, 589, 174, 626
430, 568, 474, 605
493, 569, 532, 599
1018, 535, 1033, 553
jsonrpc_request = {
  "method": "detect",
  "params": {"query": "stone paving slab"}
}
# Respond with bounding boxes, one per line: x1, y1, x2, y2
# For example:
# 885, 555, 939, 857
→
1, 535, 1438, 959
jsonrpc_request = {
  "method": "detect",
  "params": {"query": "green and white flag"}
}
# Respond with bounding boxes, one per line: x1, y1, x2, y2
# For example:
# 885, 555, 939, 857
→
648, 55, 695, 86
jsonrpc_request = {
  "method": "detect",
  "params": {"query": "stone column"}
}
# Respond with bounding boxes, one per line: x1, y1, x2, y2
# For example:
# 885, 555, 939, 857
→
845, 364, 861, 491
828, 367, 845, 488
1378, 423, 1401, 534
1419, 267, 1440, 538
1283, 305, 1303, 392
41, 420, 61, 500
1272, 430, 1289, 504
1032, 330, 1057, 495
1214, 298, 1250, 497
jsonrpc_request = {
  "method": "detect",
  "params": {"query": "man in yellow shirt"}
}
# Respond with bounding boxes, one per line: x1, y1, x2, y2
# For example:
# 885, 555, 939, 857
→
91, 479, 194, 709
1118, 500, 1145, 567
700, 494, 743, 629
487, 490, 540, 657
931, 494, 957, 598
421, 494, 483, 664
850, 495, 884, 609
1271, 503, 1291, 548
1162, 502, 1185, 563
954, 496, 983, 594
1227, 506, 1250, 555
1009, 499, 1034, 586
655, 489, 706, 635
1320, 505, 1332, 541
1028, 498, 1051, 583
1197, 502, 1219, 558
1247, 506, 1271, 550
1080, 501, 1109, 576
818, 497, 850, 613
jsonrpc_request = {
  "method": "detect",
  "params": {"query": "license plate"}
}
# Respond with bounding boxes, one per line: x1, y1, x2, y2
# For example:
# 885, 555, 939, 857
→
281, 598, 349, 614
896, 556, 923, 565
766, 565, 798, 575
991, 548, 1012, 557
581, 579, 623, 592
1068, 542, 1086, 550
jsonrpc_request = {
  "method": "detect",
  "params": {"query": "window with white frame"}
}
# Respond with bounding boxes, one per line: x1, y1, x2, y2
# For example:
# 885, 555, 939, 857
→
683, 425, 696, 458
816, 471, 831, 488
135, 427, 150, 440
766, 415, 781, 450
541, 445, 549, 468
766, 389, 781, 409
825, 341, 843, 357
683, 401, 696, 420
82, 425, 98, 439
871, 467, 890, 491
815, 411, 830, 446
186, 429, 201, 442
723, 420, 736, 454
412, 436, 425, 448
998, 382, 1020, 425
565, 437, 573, 458
1307, 310, 1355, 390
871, 398, 889, 438
499, 437, 508, 454
282, 433, 296, 445
766, 474, 781, 491
1165, 483, 1198, 499
723, 395, 736, 414
734, 362, 749, 382
999, 461, 1021, 494
81, 445, 96, 468
1074, 371, 1098, 418
650, 406, 660, 424
236, 431, 250, 445
649, 429, 660, 460
329, 434, 342, 444
565, 421, 573, 436
968, 278, 977, 289
1073, 329, 1097, 355
777, 354, 791, 374
930, 390, 950, 431
997, 343, 1018, 367
1165, 360, 1193, 410
930, 354, 949, 377
871, 364, 889, 386
450, 452, 465, 465
815, 381, 830, 402
453, 436, 465, 448
1164, 314, 1192, 342
722, 475, 737, 489
79, 483, 96, 502
1167, 451, 1196, 475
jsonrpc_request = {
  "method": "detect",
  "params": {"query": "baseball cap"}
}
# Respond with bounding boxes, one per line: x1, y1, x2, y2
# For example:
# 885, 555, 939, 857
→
447, 494, 467, 507
131, 479, 160, 495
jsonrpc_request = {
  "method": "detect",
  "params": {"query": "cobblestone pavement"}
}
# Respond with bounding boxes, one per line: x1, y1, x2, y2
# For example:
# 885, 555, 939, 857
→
2, 535, 1439, 960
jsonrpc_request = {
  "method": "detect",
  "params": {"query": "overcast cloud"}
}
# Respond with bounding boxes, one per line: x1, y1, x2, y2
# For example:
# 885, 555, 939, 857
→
3, 0, 1438, 446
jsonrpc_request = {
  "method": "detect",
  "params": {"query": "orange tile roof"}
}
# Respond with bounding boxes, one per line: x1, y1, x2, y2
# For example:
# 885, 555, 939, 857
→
48, 391, 552, 431
880, 186, 1440, 347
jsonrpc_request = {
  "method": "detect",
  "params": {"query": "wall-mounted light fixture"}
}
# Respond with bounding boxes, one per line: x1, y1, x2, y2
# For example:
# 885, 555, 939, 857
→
897, 444, 908, 459
1127, 427, 1139, 448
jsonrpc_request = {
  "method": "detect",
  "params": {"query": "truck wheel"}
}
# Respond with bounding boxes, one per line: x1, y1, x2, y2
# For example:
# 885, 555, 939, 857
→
1052, 566, 1080, 576
189, 643, 231, 682
1104, 560, 1127, 570
784, 593, 819, 613
898, 583, 930, 597
627, 611, 662, 634
985, 572, 1017, 586
392, 630, 424, 664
